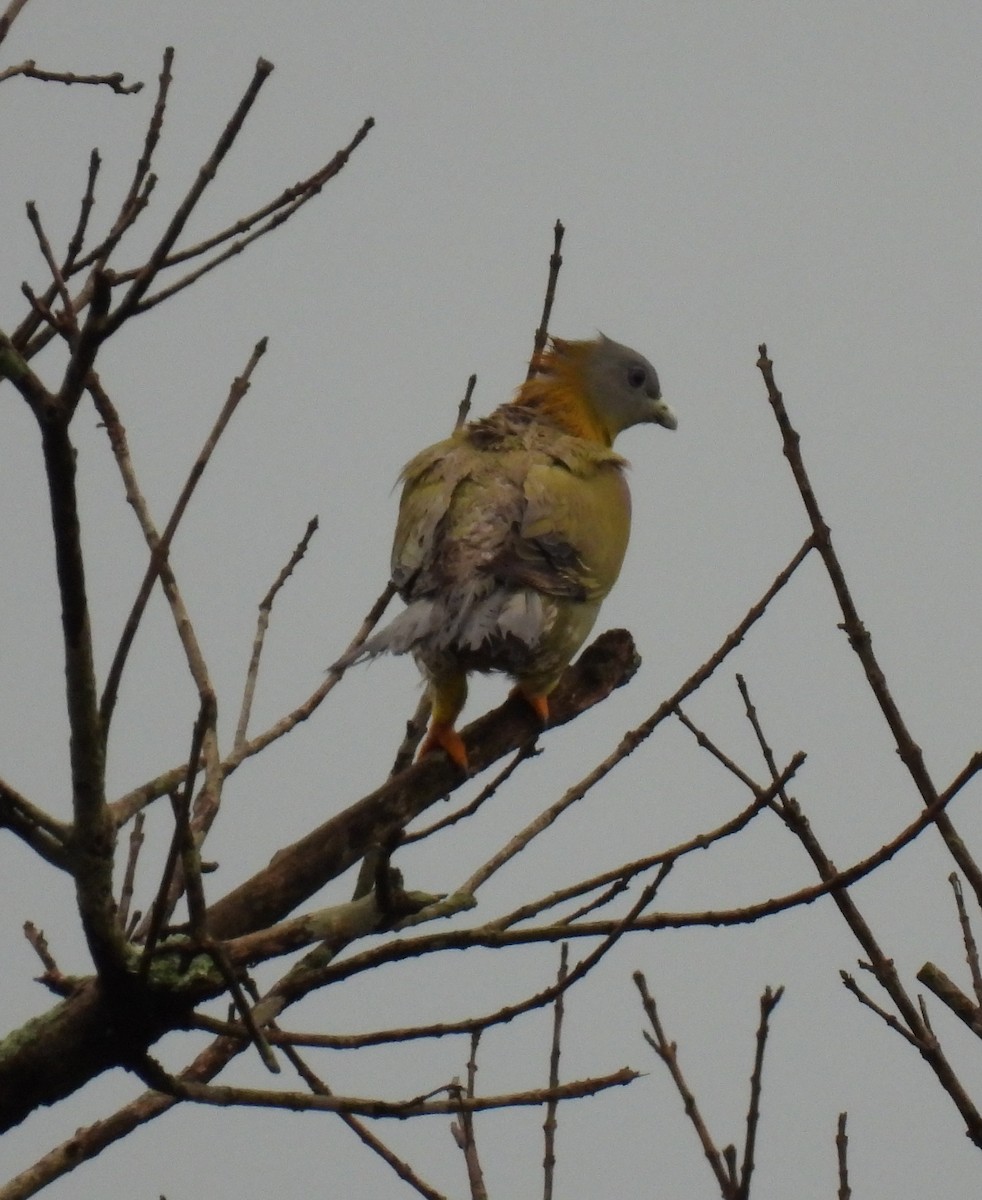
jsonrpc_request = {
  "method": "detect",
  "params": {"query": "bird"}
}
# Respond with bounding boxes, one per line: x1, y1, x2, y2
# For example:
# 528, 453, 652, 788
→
334, 333, 676, 770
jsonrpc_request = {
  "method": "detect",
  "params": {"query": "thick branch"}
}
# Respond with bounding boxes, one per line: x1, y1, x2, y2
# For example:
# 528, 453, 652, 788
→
37, 412, 119, 976
205, 628, 640, 939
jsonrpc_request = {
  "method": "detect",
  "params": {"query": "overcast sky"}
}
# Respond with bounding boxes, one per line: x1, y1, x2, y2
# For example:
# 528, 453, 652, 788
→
3, 2, 982, 1197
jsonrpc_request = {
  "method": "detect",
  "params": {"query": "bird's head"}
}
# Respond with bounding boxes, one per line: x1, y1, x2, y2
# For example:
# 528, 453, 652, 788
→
518, 334, 677, 445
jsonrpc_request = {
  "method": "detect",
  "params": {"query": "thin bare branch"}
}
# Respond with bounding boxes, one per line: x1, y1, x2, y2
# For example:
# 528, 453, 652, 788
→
450, 1034, 488, 1200
100, 48, 173, 262
56, 267, 110, 415
457, 595, 813, 897
279, 872, 669, 1048
0, 776, 70, 866
403, 742, 539, 844
738, 985, 784, 1200
0, 0, 30, 48
635, 970, 734, 1198
130, 115, 376, 316
543, 943, 569, 1200
63, 149, 101, 276
96, 338, 267, 733
22, 921, 58, 976
110, 575, 403, 828
200, 935, 280, 1074
277, 1042, 448, 1200
528, 219, 565, 376
152, 1067, 639, 1119
105, 57, 275, 333
757, 345, 982, 910
949, 873, 982, 1008
388, 693, 431, 778
836, 1112, 851, 1200
234, 515, 319, 749
454, 373, 478, 430
0, 325, 52, 414
0, 59, 142, 90
117, 812, 145, 933
839, 970, 918, 1046
24, 202, 76, 332
675, 702, 781, 802
917, 962, 982, 1041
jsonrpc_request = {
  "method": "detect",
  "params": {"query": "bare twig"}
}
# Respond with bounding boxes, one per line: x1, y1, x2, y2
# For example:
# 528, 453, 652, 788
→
916, 962, 982, 1041
56, 267, 110, 416
0, 326, 50, 413
101, 48, 173, 261
234, 515, 320, 749
0, 776, 69, 867
949, 873, 982, 1008
836, 1112, 851, 1200
0, 0, 30, 48
675, 702, 781, 803
97, 338, 267, 733
403, 742, 539, 843
450, 1034, 488, 1200
63, 149, 101, 276
277, 1042, 448, 1200
198, 936, 279, 1074
130, 116, 376, 316
0, 59, 142, 90
141, 115, 373, 278
528, 220, 565, 376
454, 373, 478, 430
111, 575, 404, 829
389, 694, 431, 777
23, 922, 58, 975
543, 943, 569, 1200
149, 1067, 639, 1118
634, 970, 734, 1198
117, 812, 145, 934
24, 202, 76, 332
738, 985, 784, 1200
106, 58, 275, 333
757, 345, 982, 910
838, 971, 919, 1047
278, 872, 672, 1051
139, 699, 214, 970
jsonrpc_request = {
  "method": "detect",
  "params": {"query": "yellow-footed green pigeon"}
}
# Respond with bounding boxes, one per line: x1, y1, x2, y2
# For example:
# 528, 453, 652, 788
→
338, 334, 676, 769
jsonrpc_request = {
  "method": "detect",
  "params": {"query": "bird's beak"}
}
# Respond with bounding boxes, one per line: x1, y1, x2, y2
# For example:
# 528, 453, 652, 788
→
650, 397, 677, 430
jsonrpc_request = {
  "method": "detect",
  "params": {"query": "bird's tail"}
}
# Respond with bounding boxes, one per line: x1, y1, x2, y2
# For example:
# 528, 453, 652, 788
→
329, 599, 437, 673
330, 588, 548, 674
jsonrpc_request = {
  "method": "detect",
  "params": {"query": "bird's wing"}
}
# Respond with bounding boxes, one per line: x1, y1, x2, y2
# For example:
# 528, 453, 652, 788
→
501, 452, 632, 603
390, 435, 461, 595
392, 412, 631, 606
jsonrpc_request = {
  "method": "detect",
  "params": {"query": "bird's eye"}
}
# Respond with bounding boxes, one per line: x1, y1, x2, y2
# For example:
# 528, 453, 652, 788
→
627, 365, 646, 388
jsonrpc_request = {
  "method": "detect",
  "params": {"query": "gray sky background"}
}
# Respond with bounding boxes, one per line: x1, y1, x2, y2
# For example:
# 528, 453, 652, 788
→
3, 2, 982, 1197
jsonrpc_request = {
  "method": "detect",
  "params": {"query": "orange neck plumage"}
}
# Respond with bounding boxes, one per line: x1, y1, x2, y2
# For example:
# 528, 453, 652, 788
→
512, 338, 611, 445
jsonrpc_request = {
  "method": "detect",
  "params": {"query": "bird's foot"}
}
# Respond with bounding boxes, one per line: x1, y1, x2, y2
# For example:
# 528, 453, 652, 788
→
512, 688, 550, 724
418, 721, 469, 772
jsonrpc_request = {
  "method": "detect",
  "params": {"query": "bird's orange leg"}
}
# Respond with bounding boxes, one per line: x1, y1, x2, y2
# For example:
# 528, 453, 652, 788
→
511, 686, 550, 724
418, 673, 469, 771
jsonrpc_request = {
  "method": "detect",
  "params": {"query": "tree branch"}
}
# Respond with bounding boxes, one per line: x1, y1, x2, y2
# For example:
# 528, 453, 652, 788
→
104, 57, 275, 333
0, 59, 142, 90
757, 345, 982, 909
205, 627, 642, 939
